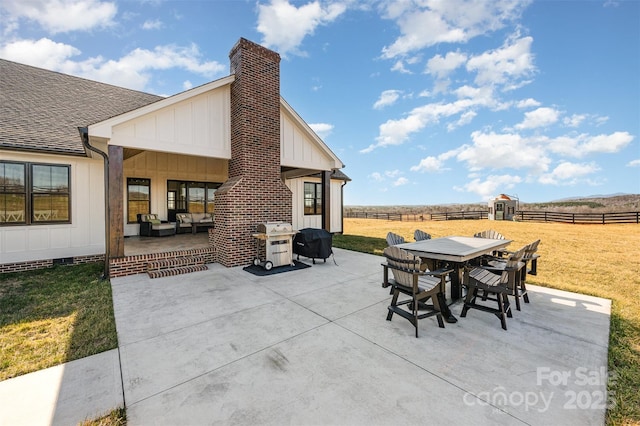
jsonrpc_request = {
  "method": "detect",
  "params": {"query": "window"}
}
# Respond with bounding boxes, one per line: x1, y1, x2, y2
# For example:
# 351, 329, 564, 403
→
304, 182, 322, 215
188, 182, 205, 213
0, 161, 70, 225
167, 180, 219, 214
127, 178, 150, 223
0, 162, 26, 224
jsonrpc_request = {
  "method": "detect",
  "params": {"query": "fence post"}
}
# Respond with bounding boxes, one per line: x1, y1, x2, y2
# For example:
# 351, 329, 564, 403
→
602, 214, 605, 225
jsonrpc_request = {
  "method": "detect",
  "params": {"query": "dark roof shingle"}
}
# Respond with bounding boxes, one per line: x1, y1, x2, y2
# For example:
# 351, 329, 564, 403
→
0, 59, 164, 156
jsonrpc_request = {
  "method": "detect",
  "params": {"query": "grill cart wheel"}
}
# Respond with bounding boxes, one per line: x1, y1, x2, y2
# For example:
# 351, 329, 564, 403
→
264, 261, 273, 271
253, 258, 260, 266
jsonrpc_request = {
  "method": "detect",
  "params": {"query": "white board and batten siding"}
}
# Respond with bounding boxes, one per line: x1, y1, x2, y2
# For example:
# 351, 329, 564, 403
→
90, 78, 233, 159
287, 178, 343, 234
281, 101, 345, 234
0, 152, 105, 264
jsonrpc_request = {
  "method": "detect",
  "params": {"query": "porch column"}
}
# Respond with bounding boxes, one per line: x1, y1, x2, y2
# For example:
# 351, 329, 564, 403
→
108, 145, 124, 258
321, 170, 331, 232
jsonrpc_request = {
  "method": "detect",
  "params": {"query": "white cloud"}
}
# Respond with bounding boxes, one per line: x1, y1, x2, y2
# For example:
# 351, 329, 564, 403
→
393, 177, 410, 186
447, 110, 477, 131
563, 113, 587, 128
380, 0, 531, 58
183, 80, 193, 90
538, 162, 600, 185
257, 0, 346, 57
515, 107, 560, 130
516, 98, 541, 108
425, 50, 468, 79
580, 131, 634, 154
364, 92, 496, 152
391, 59, 412, 74
309, 122, 334, 139
411, 156, 444, 173
0, 38, 81, 70
1, 0, 117, 34
369, 172, 384, 182
142, 19, 163, 30
0, 38, 226, 92
368, 170, 406, 185
373, 90, 402, 110
411, 148, 461, 173
627, 159, 640, 167
456, 131, 551, 174
545, 131, 634, 157
455, 174, 522, 200
466, 34, 536, 90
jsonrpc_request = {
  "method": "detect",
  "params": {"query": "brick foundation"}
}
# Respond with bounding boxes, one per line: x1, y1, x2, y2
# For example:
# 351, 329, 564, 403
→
0, 254, 105, 274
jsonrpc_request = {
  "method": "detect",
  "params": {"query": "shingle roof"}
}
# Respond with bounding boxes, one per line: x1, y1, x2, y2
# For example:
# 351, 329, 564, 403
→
0, 59, 164, 156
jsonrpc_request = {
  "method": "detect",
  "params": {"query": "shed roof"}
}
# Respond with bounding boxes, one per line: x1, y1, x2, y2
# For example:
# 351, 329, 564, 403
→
0, 59, 164, 156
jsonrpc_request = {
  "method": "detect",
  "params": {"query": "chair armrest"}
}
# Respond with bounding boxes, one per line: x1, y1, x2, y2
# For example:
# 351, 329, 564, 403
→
480, 263, 524, 274
422, 267, 454, 277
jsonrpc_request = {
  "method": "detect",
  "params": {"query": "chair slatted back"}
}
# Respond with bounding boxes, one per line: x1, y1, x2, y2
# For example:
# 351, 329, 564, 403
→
523, 239, 541, 260
414, 229, 432, 241
474, 229, 506, 240
500, 246, 527, 285
383, 246, 421, 288
386, 232, 406, 246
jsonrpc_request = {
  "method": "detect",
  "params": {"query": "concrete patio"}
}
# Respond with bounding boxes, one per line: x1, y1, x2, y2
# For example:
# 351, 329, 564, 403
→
0, 247, 612, 425
113, 247, 610, 425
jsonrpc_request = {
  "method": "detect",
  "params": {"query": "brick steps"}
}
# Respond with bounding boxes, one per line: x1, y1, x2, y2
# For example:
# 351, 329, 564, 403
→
147, 256, 208, 279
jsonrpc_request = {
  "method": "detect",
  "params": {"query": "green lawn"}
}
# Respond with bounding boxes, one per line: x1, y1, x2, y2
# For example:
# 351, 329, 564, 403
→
0, 262, 117, 381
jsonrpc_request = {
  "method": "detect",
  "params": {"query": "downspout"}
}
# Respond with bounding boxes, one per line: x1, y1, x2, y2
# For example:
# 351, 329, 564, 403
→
79, 127, 110, 279
337, 170, 348, 235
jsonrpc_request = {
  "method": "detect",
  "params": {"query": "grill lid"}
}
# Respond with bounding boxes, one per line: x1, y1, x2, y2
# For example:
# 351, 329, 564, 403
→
257, 221, 295, 234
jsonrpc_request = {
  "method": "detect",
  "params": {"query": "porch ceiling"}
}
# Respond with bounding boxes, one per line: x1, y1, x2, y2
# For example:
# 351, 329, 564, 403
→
123, 148, 144, 160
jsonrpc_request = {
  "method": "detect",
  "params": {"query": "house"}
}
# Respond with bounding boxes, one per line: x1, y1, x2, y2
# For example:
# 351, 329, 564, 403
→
488, 194, 518, 221
1, 38, 349, 277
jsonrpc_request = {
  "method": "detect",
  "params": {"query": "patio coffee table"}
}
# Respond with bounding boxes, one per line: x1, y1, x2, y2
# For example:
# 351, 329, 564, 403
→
396, 236, 512, 301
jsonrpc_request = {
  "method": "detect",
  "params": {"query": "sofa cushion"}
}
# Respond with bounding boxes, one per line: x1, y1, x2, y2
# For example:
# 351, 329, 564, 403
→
149, 219, 161, 225
177, 213, 191, 224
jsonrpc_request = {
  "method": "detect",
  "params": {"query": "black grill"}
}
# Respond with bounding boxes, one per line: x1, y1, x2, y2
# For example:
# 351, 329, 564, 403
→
293, 228, 333, 264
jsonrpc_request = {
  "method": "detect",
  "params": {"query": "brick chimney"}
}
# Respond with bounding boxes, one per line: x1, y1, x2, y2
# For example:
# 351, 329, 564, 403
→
213, 38, 292, 267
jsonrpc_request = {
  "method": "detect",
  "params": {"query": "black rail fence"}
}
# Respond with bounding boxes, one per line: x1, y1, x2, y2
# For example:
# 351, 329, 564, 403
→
345, 210, 640, 224
344, 211, 487, 221
516, 211, 640, 224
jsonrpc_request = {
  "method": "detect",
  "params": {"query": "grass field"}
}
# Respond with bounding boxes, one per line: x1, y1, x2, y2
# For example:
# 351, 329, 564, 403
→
334, 218, 639, 425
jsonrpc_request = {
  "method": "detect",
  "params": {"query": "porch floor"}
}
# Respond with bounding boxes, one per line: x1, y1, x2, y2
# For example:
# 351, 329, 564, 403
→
124, 232, 210, 256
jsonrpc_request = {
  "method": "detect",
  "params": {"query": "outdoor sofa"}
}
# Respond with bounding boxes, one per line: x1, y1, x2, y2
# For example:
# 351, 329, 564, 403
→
175, 212, 214, 234
138, 214, 176, 237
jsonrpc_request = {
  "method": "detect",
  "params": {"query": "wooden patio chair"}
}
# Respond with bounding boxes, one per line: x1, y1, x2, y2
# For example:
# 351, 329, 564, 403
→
483, 245, 528, 311
522, 239, 541, 277
414, 229, 432, 241
461, 246, 526, 330
382, 246, 453, 337
473, 229, 506, 240
474, 229, 508, 257
386, 232, 405, 246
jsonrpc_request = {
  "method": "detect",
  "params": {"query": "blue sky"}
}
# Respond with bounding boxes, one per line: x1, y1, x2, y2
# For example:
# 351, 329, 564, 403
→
1, 0, 638, 205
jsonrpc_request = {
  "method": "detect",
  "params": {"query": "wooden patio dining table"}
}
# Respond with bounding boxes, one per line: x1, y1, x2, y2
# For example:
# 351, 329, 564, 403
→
396, 236, 512, 302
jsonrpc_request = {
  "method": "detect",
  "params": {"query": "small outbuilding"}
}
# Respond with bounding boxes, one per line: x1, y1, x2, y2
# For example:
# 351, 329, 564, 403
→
488, 194, 519, 221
